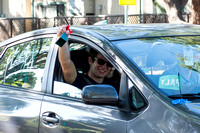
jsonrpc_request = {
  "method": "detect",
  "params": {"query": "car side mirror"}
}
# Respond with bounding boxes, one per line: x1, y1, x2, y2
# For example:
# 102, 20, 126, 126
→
82, 84, 119, 105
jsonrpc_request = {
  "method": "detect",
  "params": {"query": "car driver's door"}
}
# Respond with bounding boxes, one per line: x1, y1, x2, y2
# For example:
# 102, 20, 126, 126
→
39, 85, 127, 133
39, 39, 127, 133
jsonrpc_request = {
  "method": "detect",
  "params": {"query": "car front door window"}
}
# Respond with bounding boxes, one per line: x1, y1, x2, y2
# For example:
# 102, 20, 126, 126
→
53, 42, 121, 98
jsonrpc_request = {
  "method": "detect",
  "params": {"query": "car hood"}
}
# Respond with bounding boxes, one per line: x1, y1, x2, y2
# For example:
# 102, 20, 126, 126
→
185, 103, 200, 115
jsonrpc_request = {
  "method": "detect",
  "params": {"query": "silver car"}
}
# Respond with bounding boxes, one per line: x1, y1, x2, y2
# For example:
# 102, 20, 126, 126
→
0, 24, 200, 133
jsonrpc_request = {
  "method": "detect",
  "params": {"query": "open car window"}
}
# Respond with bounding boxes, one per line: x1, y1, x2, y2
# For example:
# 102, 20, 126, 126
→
53, 41, 121, 99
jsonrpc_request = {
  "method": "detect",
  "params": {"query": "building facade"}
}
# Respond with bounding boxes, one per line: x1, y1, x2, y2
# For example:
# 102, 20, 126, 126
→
0, 0, 192, 18
0, 0, 32, 17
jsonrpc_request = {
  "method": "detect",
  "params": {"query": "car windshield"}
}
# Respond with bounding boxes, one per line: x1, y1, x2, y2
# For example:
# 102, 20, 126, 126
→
114, 36, 200, 97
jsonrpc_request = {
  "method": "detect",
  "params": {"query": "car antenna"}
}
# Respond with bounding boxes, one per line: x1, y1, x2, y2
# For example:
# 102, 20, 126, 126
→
65, 18, 70, 25
178, 72, 182, 99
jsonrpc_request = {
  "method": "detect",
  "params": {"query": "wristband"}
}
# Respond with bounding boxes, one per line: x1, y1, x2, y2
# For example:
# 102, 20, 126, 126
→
56, 33, 67, 47
56, 25, 72, 47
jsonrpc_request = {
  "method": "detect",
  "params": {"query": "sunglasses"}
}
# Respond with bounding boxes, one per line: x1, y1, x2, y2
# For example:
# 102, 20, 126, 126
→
93, 57, 113, 67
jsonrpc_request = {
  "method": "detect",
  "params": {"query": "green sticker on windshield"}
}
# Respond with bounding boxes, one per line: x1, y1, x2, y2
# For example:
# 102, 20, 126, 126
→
159, 75, 179, 90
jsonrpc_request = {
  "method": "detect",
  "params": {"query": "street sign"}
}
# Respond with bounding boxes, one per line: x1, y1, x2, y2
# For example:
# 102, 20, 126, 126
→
120, 0, 136, 5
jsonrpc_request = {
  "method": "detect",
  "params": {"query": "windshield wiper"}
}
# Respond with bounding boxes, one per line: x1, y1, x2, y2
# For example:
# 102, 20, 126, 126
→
169, 93, 200, 99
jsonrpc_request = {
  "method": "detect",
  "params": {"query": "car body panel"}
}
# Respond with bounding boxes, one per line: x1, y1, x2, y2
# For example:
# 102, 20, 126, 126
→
39, 95, 127, 133
127, 94, 200, 133
0, 85, 44, 133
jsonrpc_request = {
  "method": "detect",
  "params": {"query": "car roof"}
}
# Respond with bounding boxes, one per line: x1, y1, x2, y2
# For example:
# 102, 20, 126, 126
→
2, 23, 200, 45
75, 23, 200, 41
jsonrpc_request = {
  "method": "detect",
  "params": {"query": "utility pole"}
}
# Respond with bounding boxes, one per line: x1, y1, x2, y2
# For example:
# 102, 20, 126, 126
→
119, 0, 136, 24
124, 5, 128, 24
31, 0, 35, 17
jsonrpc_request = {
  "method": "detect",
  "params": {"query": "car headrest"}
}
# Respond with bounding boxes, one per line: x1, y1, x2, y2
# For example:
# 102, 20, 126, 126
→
70, 49, 90, 74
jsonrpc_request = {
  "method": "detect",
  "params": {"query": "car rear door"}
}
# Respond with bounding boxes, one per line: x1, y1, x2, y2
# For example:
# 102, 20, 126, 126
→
0, 34, 55, 133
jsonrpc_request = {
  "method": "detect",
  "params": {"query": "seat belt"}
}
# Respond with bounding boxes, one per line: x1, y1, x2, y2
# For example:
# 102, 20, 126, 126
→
82, 74, 93, 85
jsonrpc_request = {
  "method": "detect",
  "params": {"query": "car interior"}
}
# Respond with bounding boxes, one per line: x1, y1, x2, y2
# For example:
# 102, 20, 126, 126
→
146, 44, 177, 84
53, 40, 121, 98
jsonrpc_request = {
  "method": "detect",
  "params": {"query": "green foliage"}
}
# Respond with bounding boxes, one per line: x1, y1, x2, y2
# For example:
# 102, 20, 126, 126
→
152, 0, 166, 13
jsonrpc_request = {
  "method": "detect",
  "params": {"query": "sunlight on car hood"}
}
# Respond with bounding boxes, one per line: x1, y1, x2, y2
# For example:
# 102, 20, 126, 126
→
185, 103, 200, 115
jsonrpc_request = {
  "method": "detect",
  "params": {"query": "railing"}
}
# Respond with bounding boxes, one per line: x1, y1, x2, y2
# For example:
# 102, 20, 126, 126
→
0, 13, 191, 42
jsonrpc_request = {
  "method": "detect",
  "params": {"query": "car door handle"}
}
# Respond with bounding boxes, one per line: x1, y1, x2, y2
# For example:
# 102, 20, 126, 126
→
42, 116, 59, 123
42, 112, 60, 127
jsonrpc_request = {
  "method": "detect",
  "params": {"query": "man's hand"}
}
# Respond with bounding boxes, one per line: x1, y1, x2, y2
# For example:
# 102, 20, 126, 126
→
56, 25, 71, 47
106, 67, 115, 78
57, 25, 71, 37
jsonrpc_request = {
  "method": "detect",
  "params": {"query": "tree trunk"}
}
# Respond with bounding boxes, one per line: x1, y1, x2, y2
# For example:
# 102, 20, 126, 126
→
191, 0, 200, 24
164, 0, 188, 23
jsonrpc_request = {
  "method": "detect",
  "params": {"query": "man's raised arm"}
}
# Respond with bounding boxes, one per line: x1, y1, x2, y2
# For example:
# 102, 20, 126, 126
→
57, 25, 77, 84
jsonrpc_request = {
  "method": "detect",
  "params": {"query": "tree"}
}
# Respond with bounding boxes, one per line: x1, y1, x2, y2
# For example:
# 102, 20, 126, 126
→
163, 0, 188, 23
152, 0, 166, 13
191, 0, 200, 24
161, 0, 200, 24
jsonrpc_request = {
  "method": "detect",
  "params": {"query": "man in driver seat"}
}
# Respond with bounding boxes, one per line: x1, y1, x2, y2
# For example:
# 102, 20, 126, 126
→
57, 25, 119, 93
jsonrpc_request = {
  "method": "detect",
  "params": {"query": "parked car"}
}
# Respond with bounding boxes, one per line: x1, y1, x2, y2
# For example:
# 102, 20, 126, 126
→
0, 23, 200, 133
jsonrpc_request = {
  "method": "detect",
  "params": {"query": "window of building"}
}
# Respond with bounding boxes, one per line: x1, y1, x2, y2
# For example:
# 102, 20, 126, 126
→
36, 3, 65, 17
0, 0, 2, 17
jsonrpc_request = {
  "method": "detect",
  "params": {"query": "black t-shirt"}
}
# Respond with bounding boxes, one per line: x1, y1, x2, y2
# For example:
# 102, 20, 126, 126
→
72, 73, 119, 94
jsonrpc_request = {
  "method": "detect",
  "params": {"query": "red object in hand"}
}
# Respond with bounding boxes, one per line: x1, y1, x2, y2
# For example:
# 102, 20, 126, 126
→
66, 25, 72, 34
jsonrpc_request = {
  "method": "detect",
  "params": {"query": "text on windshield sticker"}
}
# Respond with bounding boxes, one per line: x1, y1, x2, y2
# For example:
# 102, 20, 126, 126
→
159, 75, 179, 90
